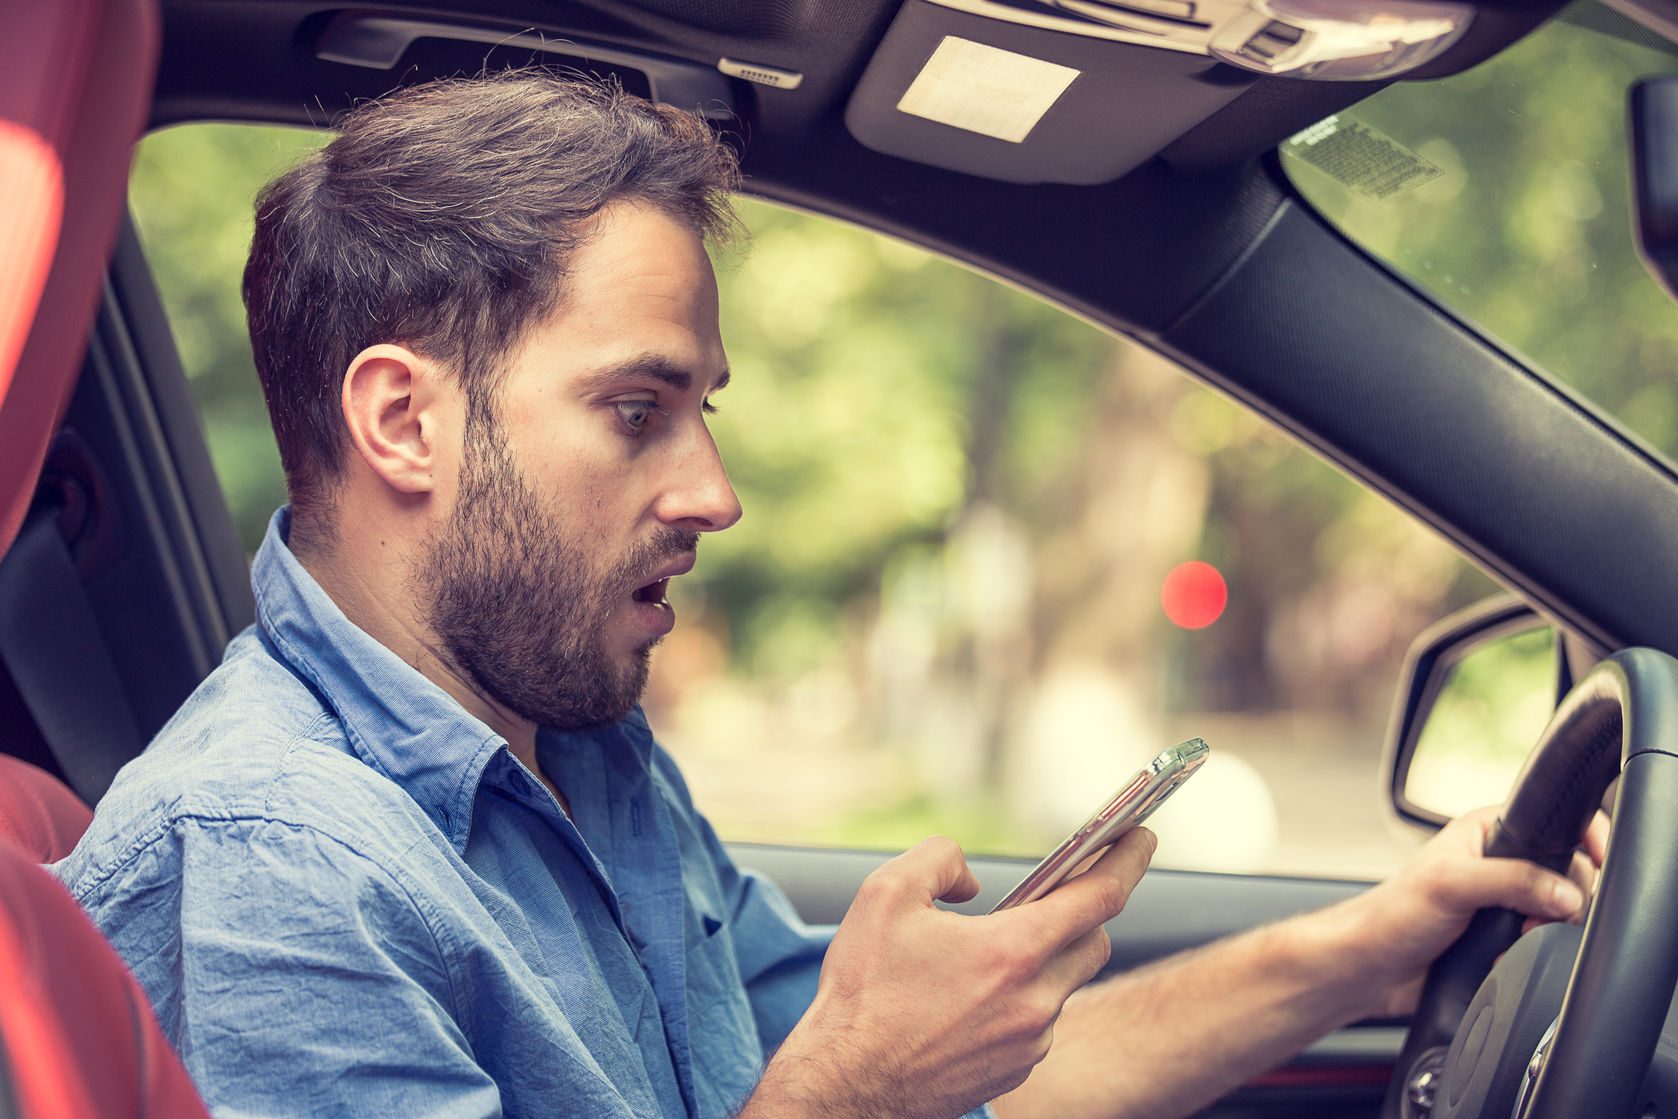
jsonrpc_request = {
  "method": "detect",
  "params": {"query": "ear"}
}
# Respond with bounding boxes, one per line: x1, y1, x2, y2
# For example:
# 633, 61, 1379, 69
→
340, 344, 457, 496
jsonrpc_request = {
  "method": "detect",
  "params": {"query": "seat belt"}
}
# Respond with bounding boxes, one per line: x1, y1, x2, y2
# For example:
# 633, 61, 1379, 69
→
0, 506, 140, 807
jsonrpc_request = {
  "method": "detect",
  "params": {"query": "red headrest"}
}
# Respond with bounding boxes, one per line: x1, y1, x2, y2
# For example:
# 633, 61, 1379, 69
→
0, 755, 92, 863
0, 0, 158, 559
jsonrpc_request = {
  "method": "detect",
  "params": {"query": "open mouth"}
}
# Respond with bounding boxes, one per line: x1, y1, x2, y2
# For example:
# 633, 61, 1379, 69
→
632, 578, 670, 607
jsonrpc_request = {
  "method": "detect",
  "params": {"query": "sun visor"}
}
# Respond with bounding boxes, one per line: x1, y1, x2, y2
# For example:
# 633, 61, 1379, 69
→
844, 0, 1255, 184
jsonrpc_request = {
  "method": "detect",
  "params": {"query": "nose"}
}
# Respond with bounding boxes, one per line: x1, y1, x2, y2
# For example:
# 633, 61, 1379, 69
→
655, 424, 742, 532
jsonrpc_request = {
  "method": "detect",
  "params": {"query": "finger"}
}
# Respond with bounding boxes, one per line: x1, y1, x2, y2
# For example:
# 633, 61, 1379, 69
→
1023, 827, 1156, 949
1034, 922, 1114, 994
1432, 855, 1583, 922
1566, 849, 1596, 914
1454, 804, 1502, 831
1430, 805, 1502, 861
882, 835, 982, 905
1581, 810, 1610, 868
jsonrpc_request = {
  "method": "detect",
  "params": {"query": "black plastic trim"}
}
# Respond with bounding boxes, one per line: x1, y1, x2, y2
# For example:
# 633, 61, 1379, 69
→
108, 217, 255, 637
729, 842, 1366, 973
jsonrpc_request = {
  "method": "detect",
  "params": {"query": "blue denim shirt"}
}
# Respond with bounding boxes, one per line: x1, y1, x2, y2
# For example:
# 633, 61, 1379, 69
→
51, 509, 837, 1118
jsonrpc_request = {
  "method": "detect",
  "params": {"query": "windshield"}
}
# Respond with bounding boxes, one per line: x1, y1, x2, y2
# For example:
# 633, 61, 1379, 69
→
1282, 0, 1678, 466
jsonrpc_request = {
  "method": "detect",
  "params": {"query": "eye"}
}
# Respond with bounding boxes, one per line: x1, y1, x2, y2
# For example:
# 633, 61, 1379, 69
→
613, 399, 665, 435
702, 398, 720, 416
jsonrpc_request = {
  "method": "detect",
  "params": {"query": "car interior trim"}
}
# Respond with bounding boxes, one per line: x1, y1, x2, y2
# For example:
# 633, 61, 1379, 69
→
313, 12, 739, 120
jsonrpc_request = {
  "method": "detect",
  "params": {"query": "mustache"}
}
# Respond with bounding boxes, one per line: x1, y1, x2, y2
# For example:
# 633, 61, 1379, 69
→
623, 528, 700, 583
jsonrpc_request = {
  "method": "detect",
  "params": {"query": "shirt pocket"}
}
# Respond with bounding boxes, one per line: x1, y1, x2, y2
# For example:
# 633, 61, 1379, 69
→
683, 916, 763, 1116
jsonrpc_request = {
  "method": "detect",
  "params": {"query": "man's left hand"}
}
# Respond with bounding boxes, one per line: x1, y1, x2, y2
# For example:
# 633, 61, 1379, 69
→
1327, 804, 1607, 1018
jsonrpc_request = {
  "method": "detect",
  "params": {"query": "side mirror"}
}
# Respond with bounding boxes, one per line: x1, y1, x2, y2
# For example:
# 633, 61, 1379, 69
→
1631, 76, 1678, 304
1385, 595, 1570, 829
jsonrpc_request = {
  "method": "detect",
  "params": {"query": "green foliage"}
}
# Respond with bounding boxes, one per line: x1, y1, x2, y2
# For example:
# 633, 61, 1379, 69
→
810, 789, 1036, 854
1284, 5, 1678, 462
130, 124, 328, 547
707, 199, 1115, 680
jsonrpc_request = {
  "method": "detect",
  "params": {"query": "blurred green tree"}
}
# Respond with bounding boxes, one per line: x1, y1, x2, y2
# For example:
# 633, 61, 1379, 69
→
1284, 4, 1678, 460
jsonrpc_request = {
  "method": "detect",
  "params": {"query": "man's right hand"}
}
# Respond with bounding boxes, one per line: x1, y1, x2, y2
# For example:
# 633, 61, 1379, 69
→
744, 828, 1156, 1119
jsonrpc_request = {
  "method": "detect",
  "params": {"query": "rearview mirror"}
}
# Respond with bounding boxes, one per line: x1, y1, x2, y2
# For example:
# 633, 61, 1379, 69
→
1385, 595, 1566, 829
1631, 76, 1678, 303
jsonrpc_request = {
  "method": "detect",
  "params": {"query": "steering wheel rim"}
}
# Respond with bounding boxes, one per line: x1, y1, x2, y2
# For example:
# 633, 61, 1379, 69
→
1381, 646, 1678, 1119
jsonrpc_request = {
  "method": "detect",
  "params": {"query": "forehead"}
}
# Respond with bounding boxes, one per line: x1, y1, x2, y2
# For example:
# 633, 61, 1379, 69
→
529, 200, 724, 372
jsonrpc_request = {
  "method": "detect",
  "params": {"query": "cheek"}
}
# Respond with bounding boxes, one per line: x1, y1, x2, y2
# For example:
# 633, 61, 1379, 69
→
534, 467, 647, 547
503, 421, 660, 534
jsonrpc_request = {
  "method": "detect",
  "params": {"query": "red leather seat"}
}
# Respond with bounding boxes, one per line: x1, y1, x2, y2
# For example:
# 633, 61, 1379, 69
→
0, 832, 207, 1119
0, 0, 215, 1115
0, 0, 159, 558
0, 757, 207, 1119
0, 756, 92, 865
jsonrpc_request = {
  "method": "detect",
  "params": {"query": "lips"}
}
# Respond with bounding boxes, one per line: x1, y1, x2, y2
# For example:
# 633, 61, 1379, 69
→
632, 577, 670, 606
629, 553, 695, 611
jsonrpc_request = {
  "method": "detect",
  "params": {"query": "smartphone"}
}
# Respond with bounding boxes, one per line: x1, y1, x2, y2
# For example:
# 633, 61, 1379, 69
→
989, 738, 1210, 913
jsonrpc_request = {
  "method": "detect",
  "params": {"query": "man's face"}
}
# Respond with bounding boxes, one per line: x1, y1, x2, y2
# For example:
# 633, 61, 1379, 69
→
422, 200, 740, 729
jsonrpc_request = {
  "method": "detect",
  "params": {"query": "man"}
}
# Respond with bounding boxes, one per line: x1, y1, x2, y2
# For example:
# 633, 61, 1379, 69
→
54, 73, 1595, 1119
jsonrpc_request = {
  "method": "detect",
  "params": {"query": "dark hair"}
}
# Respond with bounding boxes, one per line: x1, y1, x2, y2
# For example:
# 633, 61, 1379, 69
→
242, 72, 741, 545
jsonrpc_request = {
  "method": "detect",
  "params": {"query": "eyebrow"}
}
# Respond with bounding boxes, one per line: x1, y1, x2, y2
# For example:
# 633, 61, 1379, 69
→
579, 354, 730, 396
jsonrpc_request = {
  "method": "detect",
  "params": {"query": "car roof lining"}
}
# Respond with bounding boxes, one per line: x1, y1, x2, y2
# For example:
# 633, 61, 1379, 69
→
152, 1, 1566, 193
150, 1, 1559, 336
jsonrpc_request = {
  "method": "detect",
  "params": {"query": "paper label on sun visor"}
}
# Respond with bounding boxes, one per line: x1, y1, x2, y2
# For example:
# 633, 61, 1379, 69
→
897, 37, 1080, 144
1283, 116, 1442, 200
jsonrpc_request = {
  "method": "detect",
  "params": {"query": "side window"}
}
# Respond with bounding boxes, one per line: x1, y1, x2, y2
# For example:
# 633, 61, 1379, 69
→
133, 124, 1495, 881
130, 125, 327, 544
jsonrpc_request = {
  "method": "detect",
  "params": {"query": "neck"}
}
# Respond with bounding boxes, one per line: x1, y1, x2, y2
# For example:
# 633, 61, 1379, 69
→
294, 511, 542, 767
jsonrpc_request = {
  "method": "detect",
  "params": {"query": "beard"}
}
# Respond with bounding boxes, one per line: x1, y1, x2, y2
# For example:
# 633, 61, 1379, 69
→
421, 415, 696, 730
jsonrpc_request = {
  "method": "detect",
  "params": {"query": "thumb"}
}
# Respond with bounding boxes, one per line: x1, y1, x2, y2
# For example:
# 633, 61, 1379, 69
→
889, 835, 983, 905
1023, 827, 1156, 949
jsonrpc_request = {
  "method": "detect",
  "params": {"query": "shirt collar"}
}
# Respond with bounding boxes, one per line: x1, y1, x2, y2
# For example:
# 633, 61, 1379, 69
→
251, 507, 504, 851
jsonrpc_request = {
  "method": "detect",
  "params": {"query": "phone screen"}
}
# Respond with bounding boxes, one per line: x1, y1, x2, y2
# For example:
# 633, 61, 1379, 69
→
989, 738, 1209, 913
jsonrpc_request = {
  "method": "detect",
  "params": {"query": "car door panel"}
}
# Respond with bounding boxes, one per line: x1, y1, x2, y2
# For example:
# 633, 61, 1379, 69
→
734, 843, 1388, 1118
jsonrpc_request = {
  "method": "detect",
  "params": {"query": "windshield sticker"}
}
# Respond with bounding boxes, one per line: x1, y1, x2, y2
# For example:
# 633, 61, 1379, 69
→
897, 37, 1080, 144
1284, 116, 1443, 200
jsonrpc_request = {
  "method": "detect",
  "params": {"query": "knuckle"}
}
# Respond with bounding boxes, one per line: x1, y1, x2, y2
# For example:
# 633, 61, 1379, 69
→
856, 866, 891, 897
855, 867, 912, 910
1028, 1025, 1055, 1066
925, 834, 964, 860
984, 935, 1037, 984
996, 911, 1048, 957
1028, 989, 1066, 1035
1416, 866, 1460, 908
1519, 864, 1554, 900
1092, 927, 1113, 972
1089, 875, 1129, 918
994, 987, 1062, 1044
913, 834, 964, 871
1006, 990, 1063, 1040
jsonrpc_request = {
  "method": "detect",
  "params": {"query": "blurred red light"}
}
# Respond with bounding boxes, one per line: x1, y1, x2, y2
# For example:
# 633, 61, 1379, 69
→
1161, 561, 1227, 629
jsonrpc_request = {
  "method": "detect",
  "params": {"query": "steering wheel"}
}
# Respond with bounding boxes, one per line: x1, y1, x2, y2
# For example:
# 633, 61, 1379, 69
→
1381, 646, 1678, 1119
